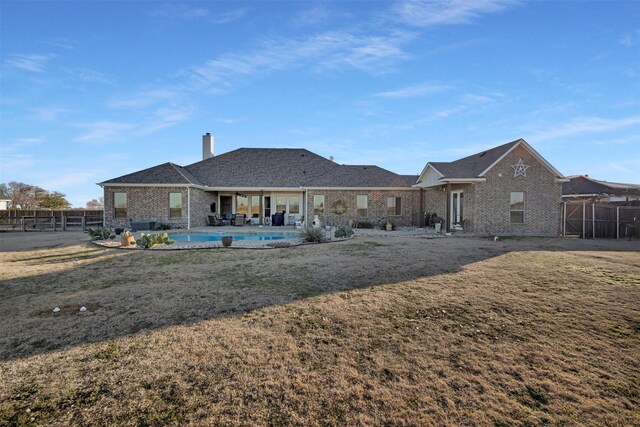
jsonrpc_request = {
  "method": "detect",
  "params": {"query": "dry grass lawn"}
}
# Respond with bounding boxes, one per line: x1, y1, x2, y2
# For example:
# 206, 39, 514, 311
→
0, 232, 639, 426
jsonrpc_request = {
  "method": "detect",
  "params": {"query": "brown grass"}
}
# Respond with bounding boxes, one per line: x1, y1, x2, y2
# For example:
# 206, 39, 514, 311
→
0, 232, 639, 426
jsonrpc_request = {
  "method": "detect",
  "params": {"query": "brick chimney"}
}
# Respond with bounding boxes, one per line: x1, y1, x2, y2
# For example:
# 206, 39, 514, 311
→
202, 133, 214, 160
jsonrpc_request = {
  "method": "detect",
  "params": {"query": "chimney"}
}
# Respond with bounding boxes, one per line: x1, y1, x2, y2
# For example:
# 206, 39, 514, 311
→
202, 133, 214, 160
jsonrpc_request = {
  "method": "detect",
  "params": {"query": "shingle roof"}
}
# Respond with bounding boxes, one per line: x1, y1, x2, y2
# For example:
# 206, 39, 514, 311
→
102, 148, 416, 189
311, 165, 417, 187
100, 162, 203, 185
430, 139, 522, 179
185, 148, 339, 188
563, 176, 640, 196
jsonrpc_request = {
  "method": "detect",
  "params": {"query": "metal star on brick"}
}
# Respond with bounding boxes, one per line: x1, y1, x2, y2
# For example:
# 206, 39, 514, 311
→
511, 159, 529, 177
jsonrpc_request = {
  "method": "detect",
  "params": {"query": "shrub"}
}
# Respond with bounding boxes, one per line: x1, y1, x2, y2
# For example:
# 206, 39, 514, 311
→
353, 220, 375, 229
135, 232, 175, 249
88, 227, 115, 241
334, 224, 354, 239
300, 225, 325, 243
153, 222, 172, 231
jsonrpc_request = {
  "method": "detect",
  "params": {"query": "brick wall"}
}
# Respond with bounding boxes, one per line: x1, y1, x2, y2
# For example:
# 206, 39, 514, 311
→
420, 145, 563, 236
305, 189, 421, 227
103, 186, 216, 229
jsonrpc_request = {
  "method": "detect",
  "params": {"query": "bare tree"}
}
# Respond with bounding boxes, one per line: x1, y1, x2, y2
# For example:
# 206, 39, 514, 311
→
86, 197, 105, 209
0, 181, 46, 209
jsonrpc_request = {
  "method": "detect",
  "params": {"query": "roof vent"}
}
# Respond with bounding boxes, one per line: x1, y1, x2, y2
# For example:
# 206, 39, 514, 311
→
479, 151, 487, 157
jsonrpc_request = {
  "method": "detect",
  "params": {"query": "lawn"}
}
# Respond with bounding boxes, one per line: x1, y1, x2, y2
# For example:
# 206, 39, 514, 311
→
0, 232, 639, 426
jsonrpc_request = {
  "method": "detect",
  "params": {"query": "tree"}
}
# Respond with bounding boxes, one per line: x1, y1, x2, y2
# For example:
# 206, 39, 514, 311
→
0, 181, 46, 209
86, 197, 104, 209
0, 181, 71, 209
37, 191, 71, 209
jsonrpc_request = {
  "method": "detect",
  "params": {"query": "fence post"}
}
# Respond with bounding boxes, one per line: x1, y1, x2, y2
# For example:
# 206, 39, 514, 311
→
82, 216, 86, 231
592, 203, 595, 239
582, 202, 586, 239
562, 202, 566, 237
21, 217, 25, 232
62, 215, 66, 231
616, 207, 620, 240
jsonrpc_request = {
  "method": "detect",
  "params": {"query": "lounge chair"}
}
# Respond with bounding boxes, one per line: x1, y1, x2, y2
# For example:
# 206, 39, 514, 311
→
208, 214, 224, 226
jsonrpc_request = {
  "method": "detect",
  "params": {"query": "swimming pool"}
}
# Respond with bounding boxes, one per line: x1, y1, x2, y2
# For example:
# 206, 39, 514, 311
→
168, 232, 295, 242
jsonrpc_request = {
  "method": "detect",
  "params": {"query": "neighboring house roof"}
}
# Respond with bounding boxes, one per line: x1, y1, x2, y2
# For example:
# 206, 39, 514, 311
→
101, 148, 416, 189
100, 162, 203, 186
562, 175, 640, 197
416, 138, 565, 187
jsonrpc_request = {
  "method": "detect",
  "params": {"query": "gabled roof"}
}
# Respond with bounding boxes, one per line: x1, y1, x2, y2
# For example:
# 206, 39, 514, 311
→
100, 162, 203, 186
101, 147, 417, 189
311, 165, 418, 188
416, 138, 564, 186
563, 175, 640, 196
185, 148, 339, 188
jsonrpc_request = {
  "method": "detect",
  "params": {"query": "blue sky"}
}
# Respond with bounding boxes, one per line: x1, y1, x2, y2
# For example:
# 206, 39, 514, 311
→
1, 0, 639, 207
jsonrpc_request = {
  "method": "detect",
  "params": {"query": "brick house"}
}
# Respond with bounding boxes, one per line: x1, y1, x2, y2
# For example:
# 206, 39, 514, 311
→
100, 135, 566, 236
414, 138, 568, 236
100, 133, 419, 230
562, 175, 640, 202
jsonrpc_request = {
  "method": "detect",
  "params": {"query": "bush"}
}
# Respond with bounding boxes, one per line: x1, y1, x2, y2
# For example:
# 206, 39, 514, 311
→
353, 220, 375, 229
153, 222, 172, 231
300, 225, 325, 243
135, 232, 175, 249
88, 227, 115, 241
334, 224, 354, 239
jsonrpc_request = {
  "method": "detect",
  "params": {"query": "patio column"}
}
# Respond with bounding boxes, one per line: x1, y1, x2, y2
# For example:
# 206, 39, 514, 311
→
446, 183, 451, 233
259, 191, 264, 224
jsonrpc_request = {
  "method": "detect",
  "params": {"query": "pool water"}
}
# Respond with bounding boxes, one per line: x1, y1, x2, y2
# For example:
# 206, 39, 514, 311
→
168, 232, 294, 242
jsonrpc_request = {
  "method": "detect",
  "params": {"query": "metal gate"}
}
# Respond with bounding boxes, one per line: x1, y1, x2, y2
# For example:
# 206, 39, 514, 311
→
562, 201, 639, 239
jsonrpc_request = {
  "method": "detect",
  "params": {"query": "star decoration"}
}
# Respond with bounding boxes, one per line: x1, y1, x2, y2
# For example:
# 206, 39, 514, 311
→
511, 159, 529, 178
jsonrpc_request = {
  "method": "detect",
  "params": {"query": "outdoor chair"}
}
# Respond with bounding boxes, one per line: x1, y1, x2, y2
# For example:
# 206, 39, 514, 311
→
208, 214, 224, 226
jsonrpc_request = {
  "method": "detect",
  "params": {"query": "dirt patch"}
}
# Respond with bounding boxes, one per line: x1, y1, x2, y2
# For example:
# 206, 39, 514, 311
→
0, 233, 638, 425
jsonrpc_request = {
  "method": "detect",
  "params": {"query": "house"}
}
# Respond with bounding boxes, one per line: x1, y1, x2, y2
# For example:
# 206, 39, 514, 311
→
0, 190, 10, 210
99, 134, 566, 236
414, 138, 567, 236
562, 175, 640, 202
100, 133, 420, 229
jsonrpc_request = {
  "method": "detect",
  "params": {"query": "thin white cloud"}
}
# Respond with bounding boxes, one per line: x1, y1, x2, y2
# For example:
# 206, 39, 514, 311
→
108, 89, 180, 109
74, 121, 137, 143
530, 115, 640, 142
374, 83, 449, 98
44, 38, 77, 50
152, 3, 209, 20
182, 29, 415, 87
30, 107, 73, 122
63, 67, 115, 85
4, 53, 54, 73
392, 0, 520, 27
293, 4, 333, 27
210, 8, 248, 24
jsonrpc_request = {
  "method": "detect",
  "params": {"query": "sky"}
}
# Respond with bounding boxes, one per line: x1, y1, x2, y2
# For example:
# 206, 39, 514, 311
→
1, 0, 639, 207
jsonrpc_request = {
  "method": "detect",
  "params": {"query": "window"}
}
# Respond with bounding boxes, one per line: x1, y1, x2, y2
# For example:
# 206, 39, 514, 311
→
357, 195, 368, 217
510, 192, 525, 223
114, 192, 127, 218
236, 195, 248, 216
289, 196, 300, 214
250, 195, 260, 218
387, 197, 401, 216
313, 195, 325, 215
276, 196, 287, 214
169, 192, 182, 219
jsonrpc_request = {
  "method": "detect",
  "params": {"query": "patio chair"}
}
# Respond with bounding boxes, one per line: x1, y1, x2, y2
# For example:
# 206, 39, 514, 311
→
208, 214, 224, 226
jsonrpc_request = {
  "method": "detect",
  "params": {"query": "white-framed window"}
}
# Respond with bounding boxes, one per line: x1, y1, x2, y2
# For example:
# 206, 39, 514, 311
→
357, 195, 368, 217
289, 196, 300, 214
510, 192, 525, 224
236, 195, 248, 216
387, 197, 401, 216
114, 192, 127, 218
313, 195, 325, 215
276, 196, 287, 214
169, 192, 182, 219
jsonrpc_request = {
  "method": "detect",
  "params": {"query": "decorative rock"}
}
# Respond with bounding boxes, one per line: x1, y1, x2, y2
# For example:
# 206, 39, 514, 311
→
53, 307, 60, 313
80, 306, 87, 312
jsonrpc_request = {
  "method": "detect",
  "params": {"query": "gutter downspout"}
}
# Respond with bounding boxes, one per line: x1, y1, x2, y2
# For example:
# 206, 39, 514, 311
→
187, 187, 191, 230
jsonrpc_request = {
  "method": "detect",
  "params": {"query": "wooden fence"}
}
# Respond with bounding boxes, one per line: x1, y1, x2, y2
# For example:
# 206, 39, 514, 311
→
0, 209, 104, 231
562, 201, 640, 239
